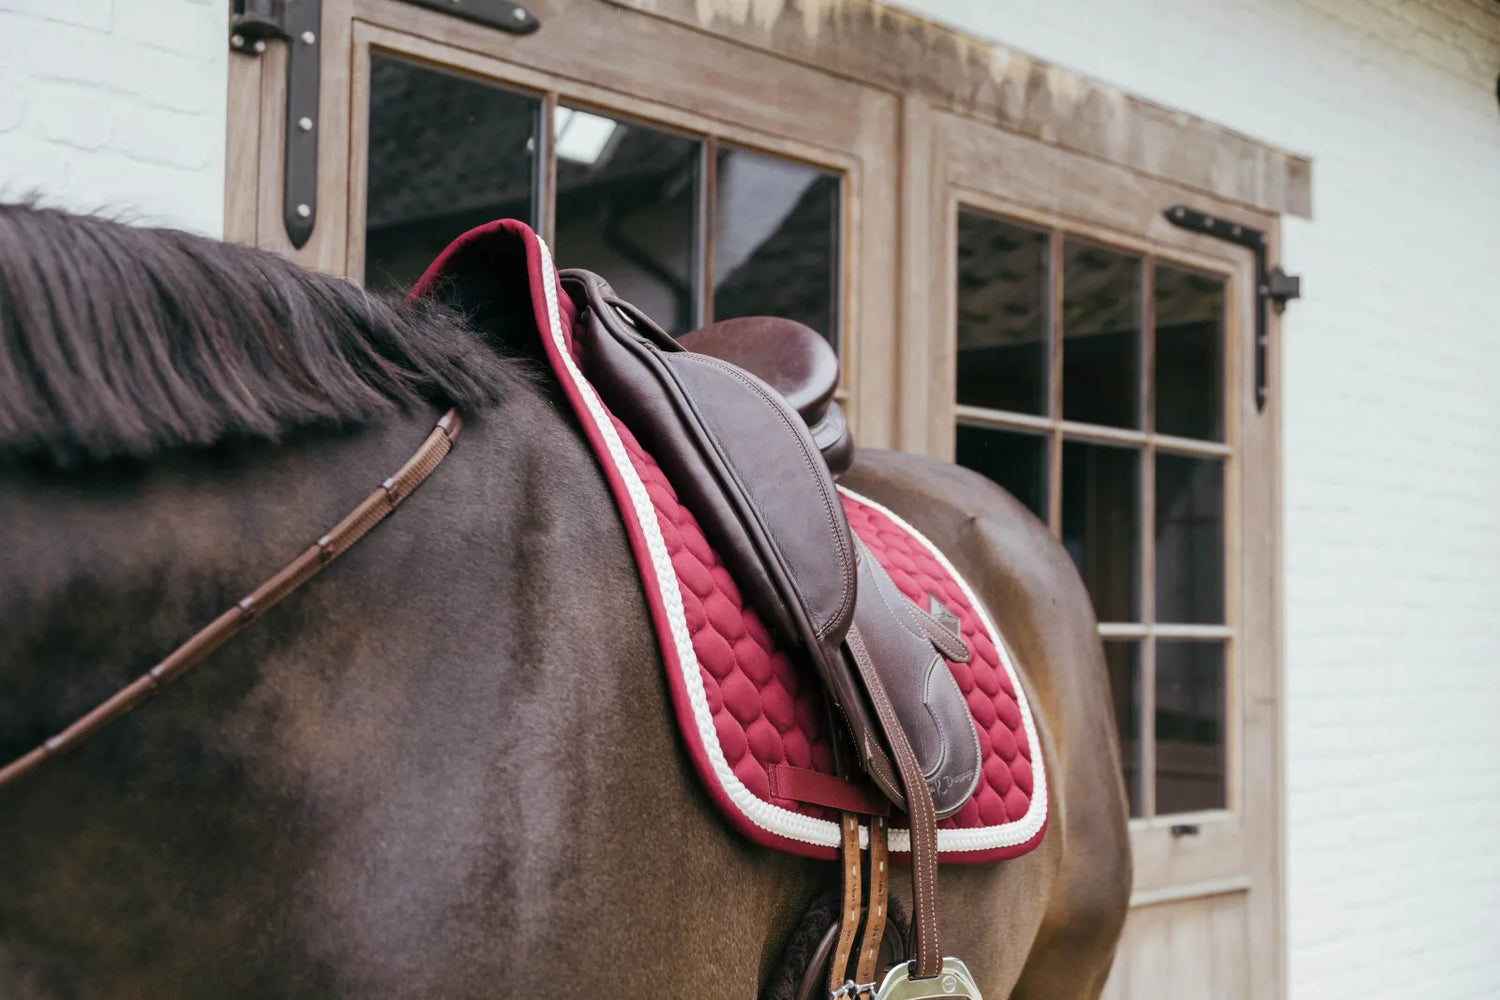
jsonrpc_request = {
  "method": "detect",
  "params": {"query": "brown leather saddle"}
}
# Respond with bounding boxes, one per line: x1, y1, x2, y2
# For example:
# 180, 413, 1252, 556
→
564, 271, 981, 820
564, 270, 986, 994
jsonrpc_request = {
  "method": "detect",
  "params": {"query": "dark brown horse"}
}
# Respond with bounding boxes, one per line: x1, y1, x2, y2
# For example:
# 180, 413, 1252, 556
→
0, 203, 1129, 999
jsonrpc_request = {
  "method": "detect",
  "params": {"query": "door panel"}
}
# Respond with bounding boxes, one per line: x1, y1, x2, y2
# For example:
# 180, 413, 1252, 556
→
1101, 893, 1251, 1000
921, 109, 1282, 1000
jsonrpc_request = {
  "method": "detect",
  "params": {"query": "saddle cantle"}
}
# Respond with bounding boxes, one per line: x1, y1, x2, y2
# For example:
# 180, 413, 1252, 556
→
677, 316, 854, 478
563, 270, 981, 818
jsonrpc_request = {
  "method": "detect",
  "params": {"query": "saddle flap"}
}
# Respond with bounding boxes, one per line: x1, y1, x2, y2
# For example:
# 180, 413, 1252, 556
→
836, 537, 983, 819
560, 268, 857, 660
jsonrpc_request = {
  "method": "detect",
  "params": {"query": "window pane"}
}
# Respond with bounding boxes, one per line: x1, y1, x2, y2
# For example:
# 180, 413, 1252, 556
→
954, 424, 1047, 520
955, 212, 1049, 416
1155, 454, 1225, 624
713, 146, 840, 350
364, 55, 540, 294
1063, 240, 1141, 429
553, 108, 700, 335
1155, 264, 1226, 441
1061, 441, 1140, 621
1154, 640, 1227, 813
1104, 640, 1143, 818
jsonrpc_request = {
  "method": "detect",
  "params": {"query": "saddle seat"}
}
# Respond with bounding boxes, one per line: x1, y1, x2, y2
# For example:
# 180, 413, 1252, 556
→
677, 317, 853, 478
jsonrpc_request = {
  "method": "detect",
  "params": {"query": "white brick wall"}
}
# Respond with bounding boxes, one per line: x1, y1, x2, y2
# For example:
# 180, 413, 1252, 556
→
892, 0, 1500, 996
0, 0, 227, 235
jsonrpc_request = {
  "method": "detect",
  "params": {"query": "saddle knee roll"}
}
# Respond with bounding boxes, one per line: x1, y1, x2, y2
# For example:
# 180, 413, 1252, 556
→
827, 538, 983, 819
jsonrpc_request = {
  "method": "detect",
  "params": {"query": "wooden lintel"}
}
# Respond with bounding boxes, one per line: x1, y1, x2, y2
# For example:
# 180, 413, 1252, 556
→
602, 0, 1313, 220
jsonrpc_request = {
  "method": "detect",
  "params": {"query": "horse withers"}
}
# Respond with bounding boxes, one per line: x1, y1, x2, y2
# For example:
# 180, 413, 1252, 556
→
0, 203, 1130, 999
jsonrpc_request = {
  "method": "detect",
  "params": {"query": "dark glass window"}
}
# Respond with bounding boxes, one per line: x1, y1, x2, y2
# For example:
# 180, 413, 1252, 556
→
955, 213, 1049, 416
1155, 265, 1226, 441
1156, 454, 1226, 624
363, 66, 847, 349
952, 207, 1234, 817
713, 145, 840, 348
1105, 640, 1144, 818
1063, 240, 1141, 429
1061, 441, 1140, 622
954, 424, 1047, 520
1154, 641, 1227, 813
552, 108, 701, 335
364, 54, 540, 294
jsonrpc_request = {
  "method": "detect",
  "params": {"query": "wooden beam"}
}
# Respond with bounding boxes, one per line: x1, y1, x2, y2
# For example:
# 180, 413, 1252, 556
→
602, 0, 1313, 220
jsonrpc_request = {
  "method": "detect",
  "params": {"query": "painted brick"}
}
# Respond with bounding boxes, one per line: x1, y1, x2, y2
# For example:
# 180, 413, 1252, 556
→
886, 0, 1500, 998
137, 48, 218, 114
0, 0, 113, 31
0, 135, 77, 202
113, 0, 222, 53
116, 103, 212, 169
31, 80, 114, 151
0, 0, 226, 234
2, 17, 142, 93
0, 76, 24, 134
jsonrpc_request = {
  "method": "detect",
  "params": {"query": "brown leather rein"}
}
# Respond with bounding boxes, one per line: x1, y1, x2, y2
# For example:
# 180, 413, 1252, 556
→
0, 410, 462, 793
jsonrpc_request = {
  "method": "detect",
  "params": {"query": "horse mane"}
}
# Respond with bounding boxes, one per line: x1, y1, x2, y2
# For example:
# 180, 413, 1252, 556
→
0, 202, 519, 466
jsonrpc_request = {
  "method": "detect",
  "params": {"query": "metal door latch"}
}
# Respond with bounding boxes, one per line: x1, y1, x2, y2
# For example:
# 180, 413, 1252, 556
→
229, 0, 539, 250
230, 0, 323, 249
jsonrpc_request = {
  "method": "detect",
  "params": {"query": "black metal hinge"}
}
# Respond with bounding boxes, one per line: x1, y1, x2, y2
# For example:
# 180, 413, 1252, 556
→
229, 0, 539, 250
394, 0, 541, 34
230, 0, 323, 249
1163, 205, 1301, 412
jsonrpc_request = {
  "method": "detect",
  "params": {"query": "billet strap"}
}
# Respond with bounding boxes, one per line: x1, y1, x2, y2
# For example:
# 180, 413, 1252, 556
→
920, 596, 970, 664
828, 811, 865, 997
0, 410, 463, 793
768, 763, 890, 816
855, 815, 890, 988
845, 622, 944, 981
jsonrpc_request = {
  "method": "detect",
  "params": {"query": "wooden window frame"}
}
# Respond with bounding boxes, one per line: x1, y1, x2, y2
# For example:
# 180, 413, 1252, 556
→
914, 107, 1284, 995
226, 0, 902, 448
951, 202, 1241, 818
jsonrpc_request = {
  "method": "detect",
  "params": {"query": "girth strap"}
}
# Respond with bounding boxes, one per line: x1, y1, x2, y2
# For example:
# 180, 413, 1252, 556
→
855, 815, 890, 988
0, 410, 463, 793
828, 812, 865, 997
845, 622, 944, 981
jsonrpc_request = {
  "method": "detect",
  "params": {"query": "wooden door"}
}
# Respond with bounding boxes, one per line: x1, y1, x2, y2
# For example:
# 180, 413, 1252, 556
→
226, 0, 901, 447
905, 109, 1285, 1000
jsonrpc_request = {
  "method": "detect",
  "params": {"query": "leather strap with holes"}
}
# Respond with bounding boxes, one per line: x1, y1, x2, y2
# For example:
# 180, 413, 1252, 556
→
855, 814, 890, 987
845, 622, 943, 981
0, 410, 463, 793
828, 810, 864, 997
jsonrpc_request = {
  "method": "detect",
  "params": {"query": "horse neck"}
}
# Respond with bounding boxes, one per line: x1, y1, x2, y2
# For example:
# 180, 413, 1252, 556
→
0, 399, 629, 993
0, 412, 446, 751
0, 390, 844, 998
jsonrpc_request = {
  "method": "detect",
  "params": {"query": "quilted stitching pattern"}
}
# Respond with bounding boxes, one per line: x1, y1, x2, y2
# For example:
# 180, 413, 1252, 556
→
608, 414, 839, 820
842, 498, 1035, 829
603, 413, 1035, 841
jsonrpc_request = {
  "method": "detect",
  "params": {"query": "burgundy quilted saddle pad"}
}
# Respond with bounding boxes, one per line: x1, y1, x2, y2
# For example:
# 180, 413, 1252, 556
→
414, 221, 1048, 864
